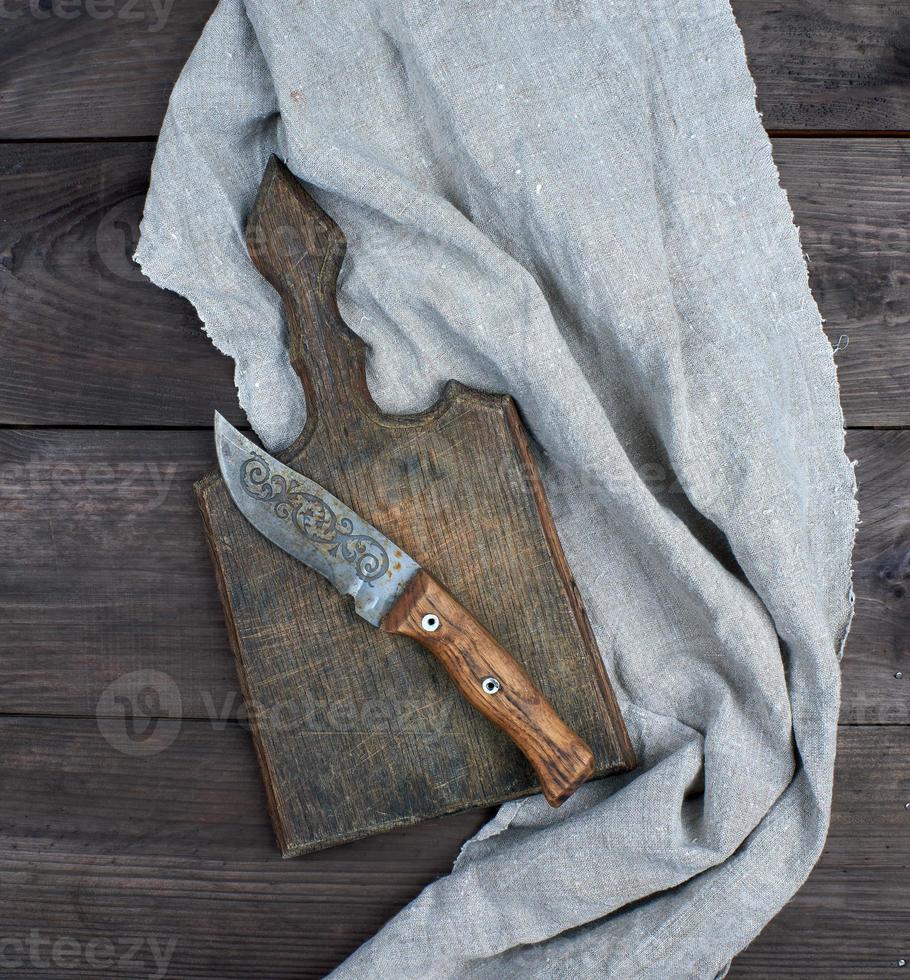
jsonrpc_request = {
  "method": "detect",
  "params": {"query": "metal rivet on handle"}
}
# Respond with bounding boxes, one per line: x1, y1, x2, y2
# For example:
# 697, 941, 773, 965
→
481, 677, 501, 695
421, 614, 440, 632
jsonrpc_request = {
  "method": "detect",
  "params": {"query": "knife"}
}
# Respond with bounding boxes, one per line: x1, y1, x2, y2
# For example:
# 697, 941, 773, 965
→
214, 412, 595, 806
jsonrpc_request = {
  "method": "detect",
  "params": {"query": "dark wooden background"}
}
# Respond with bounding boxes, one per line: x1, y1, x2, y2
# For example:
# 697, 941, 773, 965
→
0, 1, 907, 977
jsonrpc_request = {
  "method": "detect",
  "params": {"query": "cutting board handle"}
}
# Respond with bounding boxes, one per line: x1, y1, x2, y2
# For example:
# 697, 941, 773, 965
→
245, 157, 370, 439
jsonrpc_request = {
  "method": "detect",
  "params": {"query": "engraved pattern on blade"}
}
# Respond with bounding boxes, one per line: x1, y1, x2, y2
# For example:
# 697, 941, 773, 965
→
213, 413, 421, 626
240, 453, 391, 583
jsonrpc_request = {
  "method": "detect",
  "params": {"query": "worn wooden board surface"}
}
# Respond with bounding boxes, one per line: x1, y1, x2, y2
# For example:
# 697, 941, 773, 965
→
0, 142, 241, 427
737, 0, 910, 131
195, 161, 632, 854
774, 139, 910, 427
0, 1, 908, 975
0, 717, 492, 979
0, 0, 219, 139
0, 720, 902, 978
846, 430, 910, 725
3, 139, 910, 427
0, 1, 907, 137
1, 429, 905, 724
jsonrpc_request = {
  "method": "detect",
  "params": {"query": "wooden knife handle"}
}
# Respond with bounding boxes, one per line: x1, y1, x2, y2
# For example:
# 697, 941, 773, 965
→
381, 570, 596, 806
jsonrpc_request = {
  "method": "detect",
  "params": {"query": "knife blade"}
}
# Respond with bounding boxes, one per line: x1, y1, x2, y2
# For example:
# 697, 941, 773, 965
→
214, 412, 595, 806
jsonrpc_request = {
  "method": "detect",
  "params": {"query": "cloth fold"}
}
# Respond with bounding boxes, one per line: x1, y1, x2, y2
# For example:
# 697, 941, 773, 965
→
137, 1, 856, 975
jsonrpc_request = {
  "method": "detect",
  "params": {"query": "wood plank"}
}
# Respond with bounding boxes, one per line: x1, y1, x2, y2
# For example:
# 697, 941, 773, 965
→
0, 0, 217, 139
0, 1, 907, 137
2, 140, 909, 427
0, 429, 905, 723
0, 717, 492, 979
0, 142, 242, 427
736, 0, 910, 131
774, 139, 910, 427
0, 429, 230, 718
845, 429, 910, 724
730, 726, 910, 977
0, 720, 902, 978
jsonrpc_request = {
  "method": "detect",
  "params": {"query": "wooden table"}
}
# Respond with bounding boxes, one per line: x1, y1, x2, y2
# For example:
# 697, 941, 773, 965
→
0, 2, 907, 976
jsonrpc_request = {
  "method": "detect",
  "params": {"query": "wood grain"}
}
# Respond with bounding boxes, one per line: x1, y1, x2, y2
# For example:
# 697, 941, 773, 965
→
195, 159, 633, 854
843, 429, 910, 724
0, 428, 232, 719
736, 0, 910, 131
0, 1, 907, 137
382, 569, 597, 806
0, 431, 904, 724
0, 0, 218, 139
730, 725, 910, 977
0, 142, 241, 427
0, 716, 492, 979
0, 5, 907, 970
0, 719, 902, 978
2, 139, 909, 427
0, 9, 910, 980
774, 139, 910, 427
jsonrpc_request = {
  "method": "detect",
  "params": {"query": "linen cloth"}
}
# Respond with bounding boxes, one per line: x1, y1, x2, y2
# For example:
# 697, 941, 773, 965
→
136, 1, 857, 975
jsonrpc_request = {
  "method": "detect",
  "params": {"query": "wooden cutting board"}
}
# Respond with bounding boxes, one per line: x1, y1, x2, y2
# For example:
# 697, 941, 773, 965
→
195, 157, 635, 857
